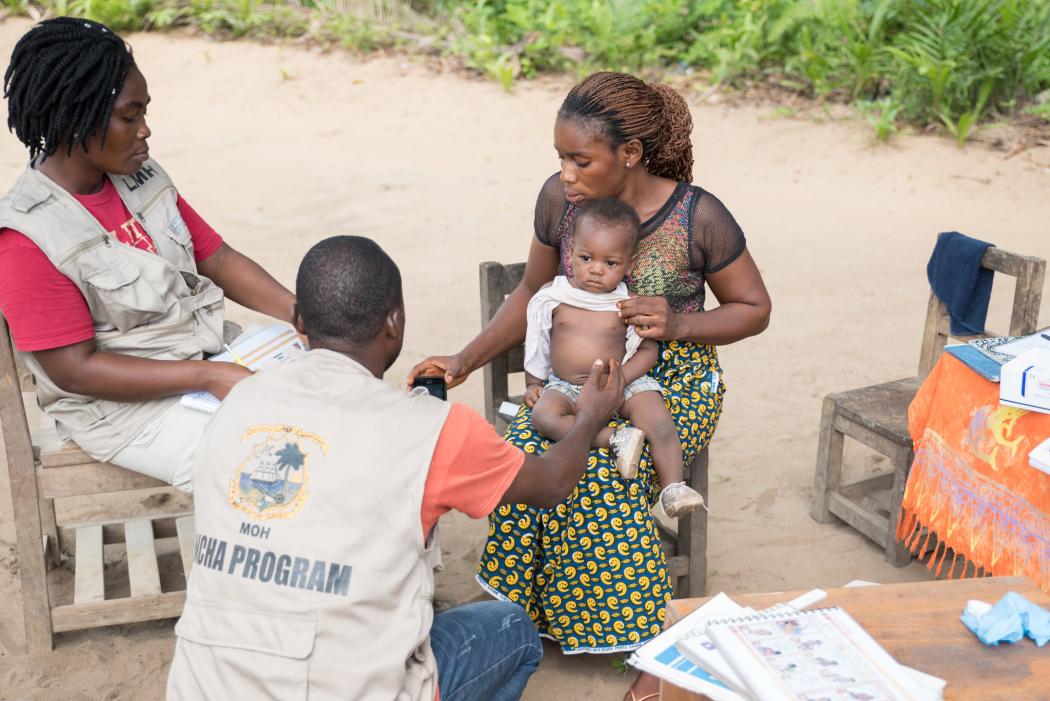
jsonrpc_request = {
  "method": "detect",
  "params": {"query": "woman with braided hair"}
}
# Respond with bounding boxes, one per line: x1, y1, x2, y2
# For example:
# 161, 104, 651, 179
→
410, 71, 771, 700
0, 18, 295, 489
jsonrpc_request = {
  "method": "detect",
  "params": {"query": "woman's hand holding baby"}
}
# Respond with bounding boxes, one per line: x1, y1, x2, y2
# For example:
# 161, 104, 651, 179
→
617, 295, 681, 340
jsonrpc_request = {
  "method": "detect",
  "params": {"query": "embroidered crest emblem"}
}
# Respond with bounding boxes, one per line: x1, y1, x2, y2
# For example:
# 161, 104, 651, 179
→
229, 425, 327, 520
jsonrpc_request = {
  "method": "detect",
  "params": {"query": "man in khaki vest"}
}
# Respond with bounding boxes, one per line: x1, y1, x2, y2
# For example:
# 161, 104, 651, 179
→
168, 236, 626, 700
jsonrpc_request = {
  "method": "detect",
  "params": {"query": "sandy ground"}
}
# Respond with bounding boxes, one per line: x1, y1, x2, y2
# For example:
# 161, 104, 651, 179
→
0, 17, 1049, 700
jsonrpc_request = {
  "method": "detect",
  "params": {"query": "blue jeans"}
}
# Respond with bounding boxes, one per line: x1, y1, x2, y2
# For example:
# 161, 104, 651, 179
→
430, 601, 542, 701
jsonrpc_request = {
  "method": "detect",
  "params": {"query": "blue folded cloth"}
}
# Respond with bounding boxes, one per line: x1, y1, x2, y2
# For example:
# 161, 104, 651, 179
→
961, 592, 1050, 647
927, 231, 995, 336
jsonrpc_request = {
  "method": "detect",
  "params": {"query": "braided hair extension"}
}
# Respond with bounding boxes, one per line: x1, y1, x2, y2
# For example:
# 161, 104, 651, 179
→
4, 17, 134, 161
558, 72, 693, 183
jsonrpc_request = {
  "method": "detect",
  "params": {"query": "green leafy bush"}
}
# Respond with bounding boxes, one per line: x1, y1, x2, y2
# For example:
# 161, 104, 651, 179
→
12, 0, 1050, 141
438, 0, 1050, 141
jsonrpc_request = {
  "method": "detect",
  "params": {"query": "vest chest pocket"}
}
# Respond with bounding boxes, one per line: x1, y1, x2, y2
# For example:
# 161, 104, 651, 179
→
154, 213, 197, 266
83, 259, 172, 332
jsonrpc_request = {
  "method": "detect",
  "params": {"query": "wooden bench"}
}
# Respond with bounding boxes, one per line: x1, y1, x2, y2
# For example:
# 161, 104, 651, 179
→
480, 261, 709, 597
810, 245, 1045, 565
1, 315, 197, 652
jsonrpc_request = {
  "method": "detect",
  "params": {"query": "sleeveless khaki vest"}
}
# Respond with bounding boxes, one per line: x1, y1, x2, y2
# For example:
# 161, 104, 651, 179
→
0, 160, 224, 460
168, 349, 450, 701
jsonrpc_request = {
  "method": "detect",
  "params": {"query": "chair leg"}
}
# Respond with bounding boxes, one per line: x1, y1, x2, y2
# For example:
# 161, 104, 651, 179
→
884, 445, 914, 567
40, 497, 61, 569
677, 448, 708, 598
811, 397, 844, 524
9, 469, 54, 653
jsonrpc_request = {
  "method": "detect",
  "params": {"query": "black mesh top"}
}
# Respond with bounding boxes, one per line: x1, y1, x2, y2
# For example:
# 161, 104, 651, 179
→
533, 173, 747, 313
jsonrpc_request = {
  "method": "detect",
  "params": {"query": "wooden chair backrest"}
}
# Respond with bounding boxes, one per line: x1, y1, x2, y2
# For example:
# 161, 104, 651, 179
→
480, 261, 526, 430
918, 247, 1046, 378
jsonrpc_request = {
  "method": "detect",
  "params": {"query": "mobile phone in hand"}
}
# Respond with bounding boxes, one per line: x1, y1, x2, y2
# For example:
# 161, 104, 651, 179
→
411, 376, 447, 401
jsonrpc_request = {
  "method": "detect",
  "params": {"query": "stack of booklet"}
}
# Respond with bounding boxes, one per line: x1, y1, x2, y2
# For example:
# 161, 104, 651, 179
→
181, 323, 306, 413
945, 325, 1050, 382
629, 591, 945, 701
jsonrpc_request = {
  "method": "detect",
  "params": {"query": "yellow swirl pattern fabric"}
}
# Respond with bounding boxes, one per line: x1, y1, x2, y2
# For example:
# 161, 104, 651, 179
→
476, 341, 724, 653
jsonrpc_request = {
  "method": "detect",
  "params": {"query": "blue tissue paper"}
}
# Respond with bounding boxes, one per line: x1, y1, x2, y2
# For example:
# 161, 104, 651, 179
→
961, 592, 1050, 647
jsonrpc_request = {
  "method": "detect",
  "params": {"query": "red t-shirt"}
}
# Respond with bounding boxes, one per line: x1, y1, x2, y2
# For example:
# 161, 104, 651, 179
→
421, 403, 524, 538
0, 178, 223, 351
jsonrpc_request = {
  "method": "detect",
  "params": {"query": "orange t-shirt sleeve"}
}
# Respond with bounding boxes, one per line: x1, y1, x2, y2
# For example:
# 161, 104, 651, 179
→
421, 403, 525, 537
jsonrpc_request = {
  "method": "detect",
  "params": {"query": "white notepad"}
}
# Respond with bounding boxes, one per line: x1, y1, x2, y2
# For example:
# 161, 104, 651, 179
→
181, 323, 306, 413
627, 593, 753, 701
703, 607, 939, 701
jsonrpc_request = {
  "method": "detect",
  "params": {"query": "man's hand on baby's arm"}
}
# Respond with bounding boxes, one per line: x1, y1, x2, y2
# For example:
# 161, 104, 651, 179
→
575, 359, 625, 429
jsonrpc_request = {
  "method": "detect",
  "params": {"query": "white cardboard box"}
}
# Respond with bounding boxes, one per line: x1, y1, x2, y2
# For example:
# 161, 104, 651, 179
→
1000, 348, 1050, 415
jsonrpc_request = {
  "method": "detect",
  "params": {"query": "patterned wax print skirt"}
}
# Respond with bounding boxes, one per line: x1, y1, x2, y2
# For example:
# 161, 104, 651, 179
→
476, 341, 725, 654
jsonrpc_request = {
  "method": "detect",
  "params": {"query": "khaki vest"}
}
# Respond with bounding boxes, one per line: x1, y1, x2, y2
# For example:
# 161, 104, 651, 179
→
168, 349, 450, 701
0, 160, 224, 460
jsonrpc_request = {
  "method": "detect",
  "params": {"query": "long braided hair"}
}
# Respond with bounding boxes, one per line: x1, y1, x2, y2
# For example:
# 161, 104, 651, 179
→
558, 72, 693, 183
4, 17, 134, 162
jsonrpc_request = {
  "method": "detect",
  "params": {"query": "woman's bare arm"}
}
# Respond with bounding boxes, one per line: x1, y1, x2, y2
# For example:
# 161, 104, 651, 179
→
32, 243, 294, 403
408, 237, 560, 388
33, 339, 250, 402
197, 242, 296, 324
675, 250, 771, 344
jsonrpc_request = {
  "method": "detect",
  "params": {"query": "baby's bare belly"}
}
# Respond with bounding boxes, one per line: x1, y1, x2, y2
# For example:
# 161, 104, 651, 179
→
548, 307, 628, 385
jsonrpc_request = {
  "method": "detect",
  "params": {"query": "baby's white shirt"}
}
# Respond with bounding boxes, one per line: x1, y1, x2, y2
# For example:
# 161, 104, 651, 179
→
523, 275, 644, 380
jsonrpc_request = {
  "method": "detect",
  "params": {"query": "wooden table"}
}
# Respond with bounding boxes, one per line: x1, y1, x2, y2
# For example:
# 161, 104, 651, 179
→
660, 577, 1050, 701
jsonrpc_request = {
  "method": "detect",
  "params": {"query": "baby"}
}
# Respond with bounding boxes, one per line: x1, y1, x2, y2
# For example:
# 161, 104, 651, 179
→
524, 198, 706, 517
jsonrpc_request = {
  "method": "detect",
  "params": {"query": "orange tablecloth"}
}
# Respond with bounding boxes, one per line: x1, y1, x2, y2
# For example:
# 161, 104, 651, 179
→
898, 353, 1050, 590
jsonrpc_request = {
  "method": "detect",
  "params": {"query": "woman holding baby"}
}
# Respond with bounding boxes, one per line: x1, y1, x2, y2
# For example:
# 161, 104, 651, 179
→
410, 71, 771, 700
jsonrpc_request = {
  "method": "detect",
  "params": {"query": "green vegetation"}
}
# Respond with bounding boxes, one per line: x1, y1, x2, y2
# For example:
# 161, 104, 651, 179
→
4, 0, 1049, 142
443, 0, 1050, 143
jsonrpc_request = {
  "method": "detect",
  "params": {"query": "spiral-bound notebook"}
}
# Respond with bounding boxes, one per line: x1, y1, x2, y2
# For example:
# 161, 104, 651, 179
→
968, 326, 1050, 364
702, 607, 937, 701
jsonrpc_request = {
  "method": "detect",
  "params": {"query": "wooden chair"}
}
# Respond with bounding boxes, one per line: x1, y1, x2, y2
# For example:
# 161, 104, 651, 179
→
1, 314, 197, 653
811, 246, 1046, 565
480, 261, 709, 597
